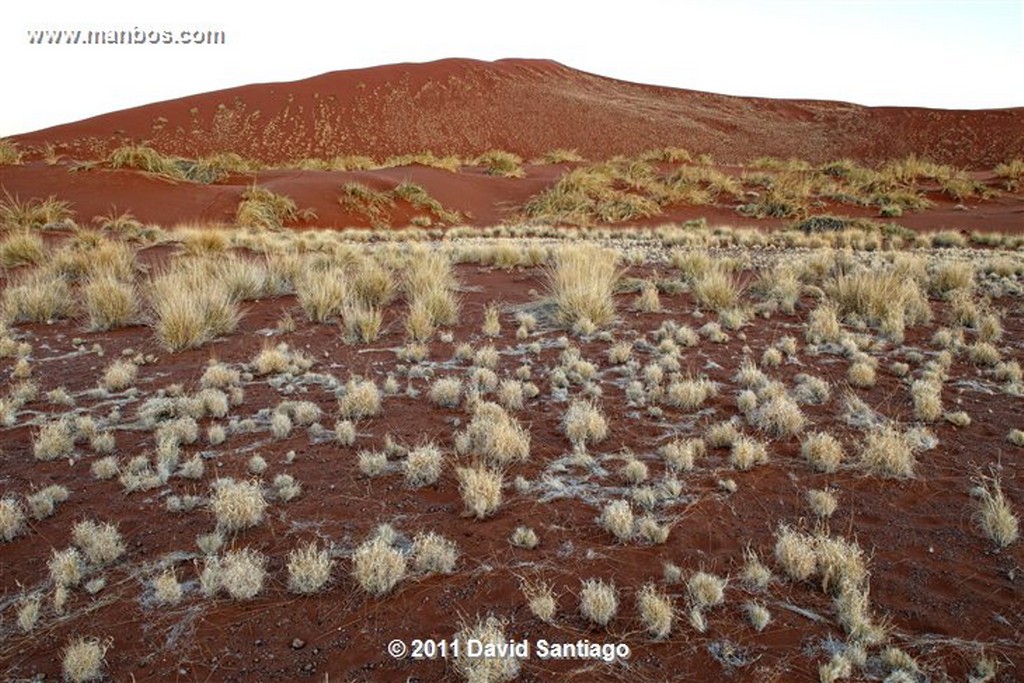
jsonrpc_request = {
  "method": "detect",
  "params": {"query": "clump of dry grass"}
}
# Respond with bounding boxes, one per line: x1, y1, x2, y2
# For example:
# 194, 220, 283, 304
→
218, 548, 268, 600
859, 425, 915, 478
753, 392, 806, 438
236, 186, 308, 229
151, 567, 182, 605
3, 269, 74, 323
72, 520, 125, 565
33, 418, 75, 461
452, 615, 522, 683
807, 489, 838, 518
26, 484, 70, 519
579, 578, 618, 627
801, 432, 845, 473
693, 263, 743, 312
102, 358, 137, 392
411, 531, 459, 574
731, 435, 769, 470
742, 547, 773, 590
295, 267, 348, 323
456, 465, 503, 519
687, 571, 727, 610
210, 478, 267, 532
637, 583, 674, 639
0, 230, 47, 267
599, 499, 635, 542
665, 375, 718, 410
973, 476, 1019, 547
82, 273, 141, 331
61, 636, 109, 683
545, 243, 621, 328
745, 602, 771, 632
352, 533, 406, 596
149, 265, 239, 351
911, 378, 943, 422
338, 377, 381, 420
49, 547, 83, 587
510, 525, 539, 549
660, 437, 704, 471
774, 525, 818, 582
405, 443, 444, 487
455, 401, 530, 466
562, 400, 608, 450
523, 581, 557, 622
0, 497, 26, 541
287, 541, 334, 594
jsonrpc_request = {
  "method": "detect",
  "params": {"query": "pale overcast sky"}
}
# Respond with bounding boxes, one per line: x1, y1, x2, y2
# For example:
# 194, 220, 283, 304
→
3, 0, 1021, 135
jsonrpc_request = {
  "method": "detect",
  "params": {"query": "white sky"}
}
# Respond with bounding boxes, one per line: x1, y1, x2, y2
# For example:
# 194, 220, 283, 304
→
3, 0, 1022, 136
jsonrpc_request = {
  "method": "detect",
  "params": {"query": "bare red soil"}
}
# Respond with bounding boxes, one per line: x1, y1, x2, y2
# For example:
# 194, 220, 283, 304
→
11, 59, 1024, 168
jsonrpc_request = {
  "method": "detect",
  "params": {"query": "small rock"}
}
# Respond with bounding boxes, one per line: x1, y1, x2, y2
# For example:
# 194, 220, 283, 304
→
291, 638, 306, 650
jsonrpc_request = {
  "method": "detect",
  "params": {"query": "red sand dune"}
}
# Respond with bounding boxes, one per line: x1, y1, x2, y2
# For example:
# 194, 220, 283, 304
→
13, 58, 1024, 168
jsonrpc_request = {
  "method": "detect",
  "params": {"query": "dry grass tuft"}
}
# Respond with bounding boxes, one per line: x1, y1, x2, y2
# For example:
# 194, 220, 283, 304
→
61, 636, 109, 683
220, 548, 268, 600
687, 571, 727, 609
210, 478, 267, 532
411, 531, 459, 574
456, 465, 503, 519
338, 377, 382, 420
452, 615, 522, 683
287, 541, 334, 594
524, 581, 557, 622
456, 402, 530, 466
801, 432, 845, 473
562, 400, 608, 449
352, 535, 406, 596
0, 497, 27, 541
545, 243, 621, 327
774, 525, 818, 582
974, 476, 1019, 547
599, 499, 635, 542
405, 443, 444, 487
859, 425, 915, 478
579, 578, 619, 627
637, 583, 675, 638
72, 520, 125, 565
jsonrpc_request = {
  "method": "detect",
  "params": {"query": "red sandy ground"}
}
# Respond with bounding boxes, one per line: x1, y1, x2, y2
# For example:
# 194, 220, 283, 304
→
0, 254, 1022, 682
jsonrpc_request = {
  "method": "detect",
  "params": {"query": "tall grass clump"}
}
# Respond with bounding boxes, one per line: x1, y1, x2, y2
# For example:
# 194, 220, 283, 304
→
149, 262, 240, 351
545, 243, 621, 328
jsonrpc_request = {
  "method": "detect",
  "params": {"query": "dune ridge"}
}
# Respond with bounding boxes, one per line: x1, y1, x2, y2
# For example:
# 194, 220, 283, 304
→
13, 58, 1024, 168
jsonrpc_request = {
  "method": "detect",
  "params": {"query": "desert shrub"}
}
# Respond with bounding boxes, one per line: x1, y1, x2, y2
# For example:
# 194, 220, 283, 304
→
429, 376, 463, 408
